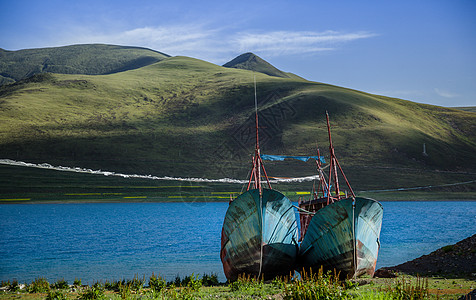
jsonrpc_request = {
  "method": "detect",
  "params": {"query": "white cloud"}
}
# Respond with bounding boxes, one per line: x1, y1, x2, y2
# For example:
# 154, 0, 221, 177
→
434, 88, 459, 98
56, 25, 377, 63
233, 30, 377, 56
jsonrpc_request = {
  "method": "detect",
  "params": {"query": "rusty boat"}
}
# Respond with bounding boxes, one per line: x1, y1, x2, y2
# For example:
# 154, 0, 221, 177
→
220, 84, 299, 281
298, 112, 383, 278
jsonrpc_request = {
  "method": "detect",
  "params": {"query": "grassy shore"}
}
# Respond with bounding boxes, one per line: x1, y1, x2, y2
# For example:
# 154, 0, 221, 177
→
1, 163, 476, 204
1, 271, 474, 299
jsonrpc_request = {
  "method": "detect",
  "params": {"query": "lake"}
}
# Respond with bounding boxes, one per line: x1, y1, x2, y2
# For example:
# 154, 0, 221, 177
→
0, 201, 475, 284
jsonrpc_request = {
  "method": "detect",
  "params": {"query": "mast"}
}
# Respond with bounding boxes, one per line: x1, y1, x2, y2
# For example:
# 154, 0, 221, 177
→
247, 76, 271, 194
326, 112, 340, 200
325, 111, 355, 200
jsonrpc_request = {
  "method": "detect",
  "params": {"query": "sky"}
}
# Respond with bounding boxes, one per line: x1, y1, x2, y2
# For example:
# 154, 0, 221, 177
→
1, 0, 475, 107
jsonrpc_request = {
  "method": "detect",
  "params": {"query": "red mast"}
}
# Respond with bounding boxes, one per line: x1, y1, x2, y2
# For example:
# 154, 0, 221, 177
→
325, 111, 355, 201
247, 77, 272, 194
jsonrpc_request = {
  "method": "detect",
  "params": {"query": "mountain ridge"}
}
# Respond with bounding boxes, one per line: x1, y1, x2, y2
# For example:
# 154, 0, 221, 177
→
223, 52, 293, 79
0, 44, 170, 85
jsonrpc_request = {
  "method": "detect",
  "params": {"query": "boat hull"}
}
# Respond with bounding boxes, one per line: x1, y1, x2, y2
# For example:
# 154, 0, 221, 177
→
299, 197, 383, 278
220, 188, 298, 281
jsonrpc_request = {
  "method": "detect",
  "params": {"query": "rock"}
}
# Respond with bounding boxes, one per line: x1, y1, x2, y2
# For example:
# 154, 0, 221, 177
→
374, 268, 397, 278
383, 234, 476, 277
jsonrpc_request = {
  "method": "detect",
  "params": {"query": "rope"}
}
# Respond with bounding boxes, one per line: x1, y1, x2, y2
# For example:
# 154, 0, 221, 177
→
293, 205, 316, 215
360, 179, 476, 192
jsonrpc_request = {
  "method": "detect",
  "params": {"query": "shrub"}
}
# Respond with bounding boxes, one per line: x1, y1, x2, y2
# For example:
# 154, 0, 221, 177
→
77, 282, 105, 300
172, 275, 181, 287
8, 280, 20, 292
186, 273, 202, 292
104, 279, 121, 292
28, 277, 50, 293
73, 278, 82, 286
149, 273, 166, 292
118, 282, 131, 300
127, 274, 145, 292
201, 273, 219, 286
52, 279, 69, 290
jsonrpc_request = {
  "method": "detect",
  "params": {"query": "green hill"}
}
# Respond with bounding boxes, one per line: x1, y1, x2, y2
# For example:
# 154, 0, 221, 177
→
1, 52, 475, 195
223, 52, 293, 78
453, 106, 476, 112
0, 44, 170, 85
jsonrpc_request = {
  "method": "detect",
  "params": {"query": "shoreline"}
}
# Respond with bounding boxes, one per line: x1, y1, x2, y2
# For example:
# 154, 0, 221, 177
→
1, 197, 476, 204
1, 235, 474, 299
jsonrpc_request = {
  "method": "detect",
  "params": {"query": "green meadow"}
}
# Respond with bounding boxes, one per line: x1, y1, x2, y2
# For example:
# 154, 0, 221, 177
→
1, 45, 476, 202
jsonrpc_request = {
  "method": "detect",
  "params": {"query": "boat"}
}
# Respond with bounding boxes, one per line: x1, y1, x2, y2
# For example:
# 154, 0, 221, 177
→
220, 81, 299, 281
298, 112, 383, 278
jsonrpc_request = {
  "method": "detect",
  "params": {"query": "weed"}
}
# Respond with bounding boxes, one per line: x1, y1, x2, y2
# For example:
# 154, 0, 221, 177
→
46, 289, 67, 300
170, 275, 181, 287
272, 276, 289, 289
127, 274, 145, 292
149, 273, 166, 292
73, 278, 82, 286
104, 279, 121, 292
201, 273, 219, 287
28, 277, 50, 293
228, 273, 268, 297
78, 282, 105, 300
357, 290, 394, 300
283, 267, 351, 300
387, 275, 429, 300
186, 273, 202, 292
118, 281, 132, 299
52, 278, 69, 290
7, 280, 20, 292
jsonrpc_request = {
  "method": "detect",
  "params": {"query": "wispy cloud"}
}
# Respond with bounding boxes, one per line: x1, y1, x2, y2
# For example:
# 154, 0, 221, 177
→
57, 25, 377, 63
233, 30, 378, 56
434, 88, 459, 98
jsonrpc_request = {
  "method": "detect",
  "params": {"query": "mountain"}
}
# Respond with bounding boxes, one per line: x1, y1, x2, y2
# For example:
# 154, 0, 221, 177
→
0, 44, 170, 85
223, 52, 295, 79
0, 48, 475, 192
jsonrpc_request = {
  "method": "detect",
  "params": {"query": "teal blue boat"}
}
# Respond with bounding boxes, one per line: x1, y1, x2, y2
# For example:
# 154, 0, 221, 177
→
299, 197, 383, 277
298, 112, 383, 278
220, 81, 298, 281
220, 188, 298, 281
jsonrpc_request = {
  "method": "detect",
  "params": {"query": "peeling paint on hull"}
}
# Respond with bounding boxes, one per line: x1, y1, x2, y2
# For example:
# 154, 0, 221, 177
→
220, 189, 299, 281
299, 197, 383, 278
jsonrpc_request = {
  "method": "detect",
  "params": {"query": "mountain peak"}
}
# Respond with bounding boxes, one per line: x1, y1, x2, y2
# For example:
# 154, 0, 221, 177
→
223, 52, 291, 78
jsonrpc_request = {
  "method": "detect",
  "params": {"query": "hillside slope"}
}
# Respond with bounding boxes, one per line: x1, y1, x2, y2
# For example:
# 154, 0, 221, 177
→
0, 44, 170, 85
0, 55, 475, 190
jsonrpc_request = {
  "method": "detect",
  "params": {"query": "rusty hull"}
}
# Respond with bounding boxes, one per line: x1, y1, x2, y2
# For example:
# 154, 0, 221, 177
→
299, 197, 383, 278
220, 188, 298, 281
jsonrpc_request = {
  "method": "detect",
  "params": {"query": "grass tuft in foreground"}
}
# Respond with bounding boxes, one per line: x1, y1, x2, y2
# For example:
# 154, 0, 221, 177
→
0, 272, 473, 299
283, 267, 351, 299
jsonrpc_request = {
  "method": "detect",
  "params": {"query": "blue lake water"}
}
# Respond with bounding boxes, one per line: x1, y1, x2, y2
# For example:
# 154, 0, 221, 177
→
0, 201, 475, 284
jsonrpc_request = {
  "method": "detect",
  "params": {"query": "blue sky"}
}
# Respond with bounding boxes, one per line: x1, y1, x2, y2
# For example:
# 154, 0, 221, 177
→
1, 0, 475, 107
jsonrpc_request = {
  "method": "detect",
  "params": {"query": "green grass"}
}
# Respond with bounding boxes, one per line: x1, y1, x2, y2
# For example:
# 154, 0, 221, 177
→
1, 273, 474, 300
